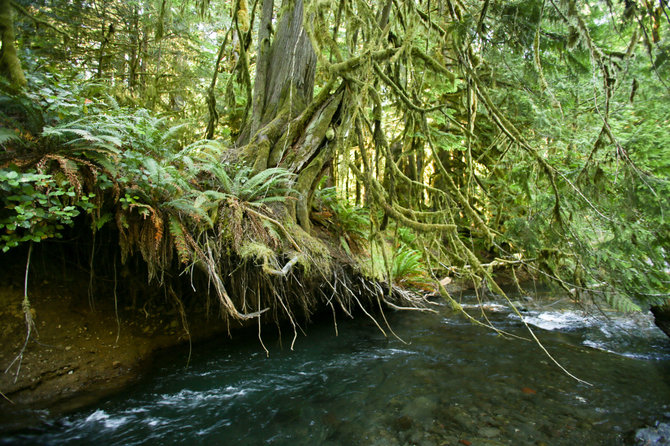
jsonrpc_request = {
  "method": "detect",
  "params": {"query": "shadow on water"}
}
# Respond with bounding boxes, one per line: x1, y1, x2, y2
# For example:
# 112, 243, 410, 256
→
2, 291, 670, 446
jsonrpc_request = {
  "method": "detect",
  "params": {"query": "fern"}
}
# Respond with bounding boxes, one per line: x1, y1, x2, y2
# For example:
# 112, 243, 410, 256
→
64, 128, 98, 141
164, 197, 213, 227
0, 128, 20, 145
240, 167, 295, 202
160, 123, 189, 144
212, 165, 233, 193
391, 246, 431, 288
169, 216, 191, 264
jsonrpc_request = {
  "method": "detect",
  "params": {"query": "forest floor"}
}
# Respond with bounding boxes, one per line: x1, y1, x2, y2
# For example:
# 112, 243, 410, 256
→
0, 274, 235, 432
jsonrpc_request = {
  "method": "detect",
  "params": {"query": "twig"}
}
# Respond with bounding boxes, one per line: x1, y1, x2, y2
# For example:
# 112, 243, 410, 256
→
10, 1, 68, 37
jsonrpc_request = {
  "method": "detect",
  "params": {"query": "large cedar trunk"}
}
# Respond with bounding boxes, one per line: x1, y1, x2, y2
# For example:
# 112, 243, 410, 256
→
238, 0, 345, 232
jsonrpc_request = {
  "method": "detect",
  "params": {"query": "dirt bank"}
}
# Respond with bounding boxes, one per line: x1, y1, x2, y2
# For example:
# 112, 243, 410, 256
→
0, 277, 234, 432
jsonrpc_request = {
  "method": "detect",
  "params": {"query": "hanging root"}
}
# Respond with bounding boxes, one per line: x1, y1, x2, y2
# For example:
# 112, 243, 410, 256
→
168, 286, 192, 367
457, 239, 593, 386
5, 242, 37, 383
318, 264, 434, 342
0, 390, 14, 404
113, 253, 120, 344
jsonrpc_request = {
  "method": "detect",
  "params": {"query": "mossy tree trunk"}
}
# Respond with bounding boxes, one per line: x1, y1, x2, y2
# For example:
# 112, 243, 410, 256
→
238, 0, 344, 233
0, 0, 26, 88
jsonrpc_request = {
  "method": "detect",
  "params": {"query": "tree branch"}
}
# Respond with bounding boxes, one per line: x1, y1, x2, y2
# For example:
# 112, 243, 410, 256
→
11, 1, 67, 37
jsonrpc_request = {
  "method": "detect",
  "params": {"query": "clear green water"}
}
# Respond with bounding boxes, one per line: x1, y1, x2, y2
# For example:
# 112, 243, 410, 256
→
2, 293, 670, 445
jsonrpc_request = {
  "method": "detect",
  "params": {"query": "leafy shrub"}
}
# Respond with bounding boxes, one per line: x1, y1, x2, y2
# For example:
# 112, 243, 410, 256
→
0, 169, 95, 252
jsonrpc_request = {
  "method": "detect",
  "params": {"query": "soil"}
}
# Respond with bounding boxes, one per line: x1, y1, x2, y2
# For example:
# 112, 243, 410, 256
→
0, 276, 234, 433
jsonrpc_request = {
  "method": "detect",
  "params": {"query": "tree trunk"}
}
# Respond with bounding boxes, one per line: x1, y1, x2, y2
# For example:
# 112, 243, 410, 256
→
257, 0, 316, 129
0, 0, 26, 87
238, 0, 344, 232
128, 5, 139, 90
96, 0, 110, 79
238, 0, 316, 144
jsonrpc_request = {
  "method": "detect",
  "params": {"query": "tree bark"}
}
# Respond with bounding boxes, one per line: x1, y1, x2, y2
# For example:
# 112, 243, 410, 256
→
236, 0, 342, 233
0, 0, 26, 87
248, 0, 274, 139
239, 0, 316, 146
261, 0, 315, 124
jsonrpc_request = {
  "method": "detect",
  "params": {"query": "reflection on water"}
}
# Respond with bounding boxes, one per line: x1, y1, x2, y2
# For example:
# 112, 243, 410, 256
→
2, 292, 670, 446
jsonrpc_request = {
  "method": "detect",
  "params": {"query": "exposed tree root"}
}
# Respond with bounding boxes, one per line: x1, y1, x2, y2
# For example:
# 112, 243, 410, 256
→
4, 242, 36, 383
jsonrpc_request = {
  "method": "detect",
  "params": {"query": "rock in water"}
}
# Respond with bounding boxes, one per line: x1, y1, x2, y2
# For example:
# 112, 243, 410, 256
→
477, 426, 501, 438
635, 422, 670, 445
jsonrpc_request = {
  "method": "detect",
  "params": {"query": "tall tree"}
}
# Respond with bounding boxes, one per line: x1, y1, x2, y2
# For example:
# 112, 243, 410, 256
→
2, 0, 668, 324
0, 0, 26, 87
219, 0, 669, 310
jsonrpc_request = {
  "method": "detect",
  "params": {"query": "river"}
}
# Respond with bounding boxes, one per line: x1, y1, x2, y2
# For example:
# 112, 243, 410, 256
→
2, 289, 670, 445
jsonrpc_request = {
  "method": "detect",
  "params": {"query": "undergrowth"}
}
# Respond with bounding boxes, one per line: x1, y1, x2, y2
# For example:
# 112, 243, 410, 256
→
0, 70, 431, 358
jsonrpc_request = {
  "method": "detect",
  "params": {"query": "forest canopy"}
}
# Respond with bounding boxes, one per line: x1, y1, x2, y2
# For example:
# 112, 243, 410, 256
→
0, 0, 669, 328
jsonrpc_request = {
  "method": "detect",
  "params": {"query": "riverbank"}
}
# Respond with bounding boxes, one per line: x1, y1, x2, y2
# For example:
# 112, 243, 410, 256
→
4, 258, 664, 437
0, 276, 237, 432
0, 262, 444, 432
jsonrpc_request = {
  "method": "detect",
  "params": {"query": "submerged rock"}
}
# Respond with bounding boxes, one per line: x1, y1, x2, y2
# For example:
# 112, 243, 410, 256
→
635, 422, 670, 445
477, 426, 501, 438
392, 415, 413, 431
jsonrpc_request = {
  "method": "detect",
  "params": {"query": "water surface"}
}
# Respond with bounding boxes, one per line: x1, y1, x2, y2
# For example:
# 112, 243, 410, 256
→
3, 292, 670, 445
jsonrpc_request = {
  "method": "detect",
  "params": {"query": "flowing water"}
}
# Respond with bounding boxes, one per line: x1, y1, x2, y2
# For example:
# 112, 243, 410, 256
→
2, 290, 670, 445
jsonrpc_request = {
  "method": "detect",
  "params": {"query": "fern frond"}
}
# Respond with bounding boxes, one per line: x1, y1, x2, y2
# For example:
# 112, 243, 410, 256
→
160, 123, 189, 144
202, 190, 228, 201
169, 215, 191, 264
239, 168, 295, 201
0, 128, 20, 145
232, 166, 252, 191
41, 126, 65, 138
62, 128, 98, 141
142, 157, 160, 178
164, 197, 213, 227
82, 143, 121, 155
103, 93, 120, 111
213, 166, 233, 193
180, 139, 225, 159
96, 134, 124, 147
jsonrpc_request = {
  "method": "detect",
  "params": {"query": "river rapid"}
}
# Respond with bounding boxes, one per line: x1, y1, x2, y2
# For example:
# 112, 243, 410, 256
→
2, 289, 670, 445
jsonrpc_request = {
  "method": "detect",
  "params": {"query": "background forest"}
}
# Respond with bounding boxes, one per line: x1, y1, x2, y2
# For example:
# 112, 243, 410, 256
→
0, 0, 669, 330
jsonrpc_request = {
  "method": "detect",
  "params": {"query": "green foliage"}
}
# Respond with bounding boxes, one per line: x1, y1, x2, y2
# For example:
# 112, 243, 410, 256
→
0, 169, 95, 252
313, 187, 368, 253
215, 166, 296, 205
390, 245, 431, 289
2, 0, 668, 322
0, 68, 300, 276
